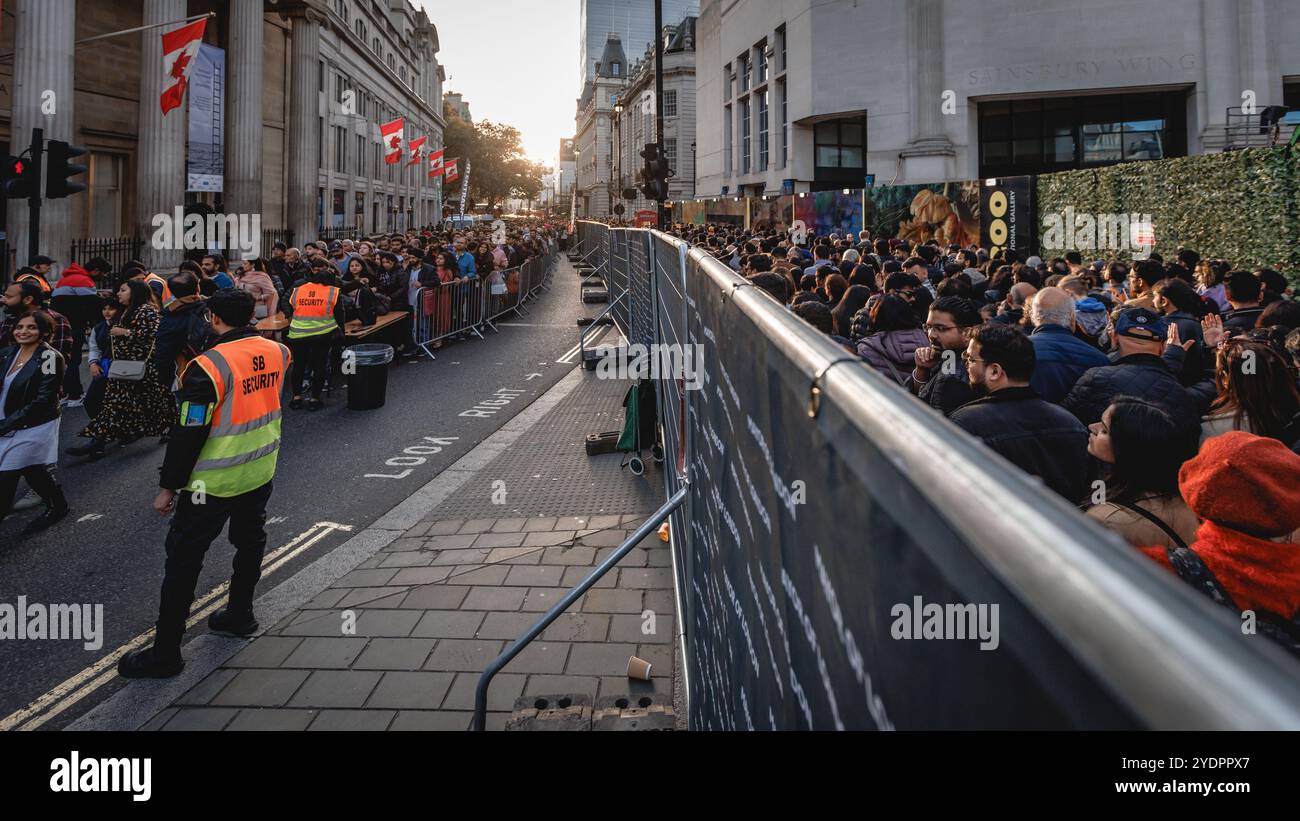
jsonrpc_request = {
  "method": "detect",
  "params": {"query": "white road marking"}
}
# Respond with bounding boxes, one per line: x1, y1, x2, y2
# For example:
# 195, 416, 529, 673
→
0, 521, 353, 732
76, 514, 104, 523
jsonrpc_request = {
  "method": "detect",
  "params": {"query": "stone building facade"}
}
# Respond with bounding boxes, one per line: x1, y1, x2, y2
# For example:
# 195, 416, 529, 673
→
1, 0, 445, 276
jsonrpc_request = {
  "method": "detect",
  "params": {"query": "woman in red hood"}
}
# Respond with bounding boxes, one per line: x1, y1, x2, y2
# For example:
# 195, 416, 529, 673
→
1140, 430, 1300, 628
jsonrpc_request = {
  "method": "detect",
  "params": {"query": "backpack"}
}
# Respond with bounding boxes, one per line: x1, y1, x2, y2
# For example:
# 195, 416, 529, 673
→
182, 303, 215, 360
1166, 544, 1300, 659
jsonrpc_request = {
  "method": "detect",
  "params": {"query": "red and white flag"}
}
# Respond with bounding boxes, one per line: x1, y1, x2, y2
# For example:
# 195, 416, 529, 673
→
445, 159, 459, 183
407, 136, 427, 166
381, 118, 405, 164
427, 148, 446, 178
160, 18, 208, 116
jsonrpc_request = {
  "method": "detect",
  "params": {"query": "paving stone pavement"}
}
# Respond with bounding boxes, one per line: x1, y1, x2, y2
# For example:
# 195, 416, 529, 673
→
155, 352, 678, 731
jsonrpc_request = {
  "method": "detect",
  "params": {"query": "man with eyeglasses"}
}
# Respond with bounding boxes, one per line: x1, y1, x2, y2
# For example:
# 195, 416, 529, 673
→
950, 323, 1090, 502
908, 297, 981, 416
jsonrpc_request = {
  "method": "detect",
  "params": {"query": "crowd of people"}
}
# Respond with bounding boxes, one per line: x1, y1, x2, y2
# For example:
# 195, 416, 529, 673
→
0, 219, 556, 536
670, 222, 1300, 652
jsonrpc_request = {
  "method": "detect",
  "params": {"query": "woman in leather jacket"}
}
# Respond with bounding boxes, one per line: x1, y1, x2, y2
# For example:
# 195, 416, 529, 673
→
0, 310, 70, 534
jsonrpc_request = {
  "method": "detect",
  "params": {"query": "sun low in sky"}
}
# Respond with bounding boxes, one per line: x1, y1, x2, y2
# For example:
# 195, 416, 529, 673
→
420, 0, 580, 166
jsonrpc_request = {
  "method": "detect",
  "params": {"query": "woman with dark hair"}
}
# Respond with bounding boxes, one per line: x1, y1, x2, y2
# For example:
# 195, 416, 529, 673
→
233, 257, 279, 320
848, 262, 877, 291
1199, 340, 1300, 445
1195, 258, 1230, 312
854, 294, 929, 385
822, 273, 848, 307
831, 285, 872, 339
1258, 299, 1300, 333
0, 311, 70, 534
69, 279, 175, 458
1085, 396, 1200, 549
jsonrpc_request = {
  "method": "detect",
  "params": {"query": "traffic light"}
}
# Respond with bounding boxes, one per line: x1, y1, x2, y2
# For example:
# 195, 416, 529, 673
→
2, 154, 39, 200
639, 143, 671, 202
45, 140, 88, 199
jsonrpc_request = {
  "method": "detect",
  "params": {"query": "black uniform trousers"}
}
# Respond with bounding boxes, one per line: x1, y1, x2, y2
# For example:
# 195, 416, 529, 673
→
290, 334, 333, 399
154, 481, 273, 652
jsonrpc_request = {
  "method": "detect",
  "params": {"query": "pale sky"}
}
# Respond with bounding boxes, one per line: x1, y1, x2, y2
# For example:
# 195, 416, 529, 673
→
419, 1, 580, 167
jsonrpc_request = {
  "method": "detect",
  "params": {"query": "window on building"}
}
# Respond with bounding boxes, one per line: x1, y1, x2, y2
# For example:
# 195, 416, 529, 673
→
612, 63, 621, 76
334, 0, 347, 21
373, 37, 380, 54
356, 134, 365, 176
318, 116, 324, 170
86, 152, 123, 237
663, 90, 677, 118
335, 125, 347, 171
724, 104, 733, 176
400, 66, 406, 84
778, 79, 788, 169
664, 139, 677, 176
739, 53, 750, 93
777, 26, 786, 72
723, 63, 732, 100
757, 89, 769, 171
741, 98, 751, 175
814, 119, 864, 169
977, 91, 1188, 177
756, 40, 768, 85
332, 188, 346, 228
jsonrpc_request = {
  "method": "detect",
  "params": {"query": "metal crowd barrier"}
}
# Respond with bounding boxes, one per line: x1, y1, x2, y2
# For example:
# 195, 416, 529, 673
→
413, 248, 559, 356
475, 223, 1300, 731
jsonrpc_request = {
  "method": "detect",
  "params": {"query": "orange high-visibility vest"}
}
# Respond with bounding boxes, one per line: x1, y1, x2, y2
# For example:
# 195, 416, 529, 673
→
287, 283, 339, 340
183, 335, 291, 498
144, 272, 174, 307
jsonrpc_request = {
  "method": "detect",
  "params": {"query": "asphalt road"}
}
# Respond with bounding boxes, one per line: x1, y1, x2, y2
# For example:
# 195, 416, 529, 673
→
0, 255, 609, 729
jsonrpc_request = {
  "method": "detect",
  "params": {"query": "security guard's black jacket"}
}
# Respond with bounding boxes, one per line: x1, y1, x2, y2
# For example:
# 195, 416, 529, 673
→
159, 326, 263, 491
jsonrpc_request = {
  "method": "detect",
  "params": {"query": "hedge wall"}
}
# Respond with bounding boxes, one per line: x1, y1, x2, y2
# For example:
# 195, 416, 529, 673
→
1036, 147, 1299, 284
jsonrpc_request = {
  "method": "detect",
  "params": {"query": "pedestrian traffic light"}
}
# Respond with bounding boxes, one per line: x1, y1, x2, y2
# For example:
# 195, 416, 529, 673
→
2, 154, 39, 200
45, 140, 88, 199
639, 143, 671, 202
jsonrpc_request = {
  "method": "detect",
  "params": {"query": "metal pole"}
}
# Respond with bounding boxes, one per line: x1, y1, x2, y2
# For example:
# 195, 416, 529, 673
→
654, 0, 666, 228
471, 486, 688, 731
27, 128, 43, 265
76, 12, 215, 45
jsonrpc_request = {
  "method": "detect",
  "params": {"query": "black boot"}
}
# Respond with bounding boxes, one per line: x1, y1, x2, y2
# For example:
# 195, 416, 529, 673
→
21, 489, 70, 536
208, 606, 259, 638
66, 437, 107, 458
117, 646, 184, 679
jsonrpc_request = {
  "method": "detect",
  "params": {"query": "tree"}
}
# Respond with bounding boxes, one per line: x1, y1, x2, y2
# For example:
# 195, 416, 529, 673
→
441, 101, 543, 211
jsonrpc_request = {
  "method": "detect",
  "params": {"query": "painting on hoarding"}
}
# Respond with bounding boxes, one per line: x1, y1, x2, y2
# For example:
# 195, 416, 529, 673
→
865, 182, 980, 246
793, 191, 863, 238
750, 197, 793, 233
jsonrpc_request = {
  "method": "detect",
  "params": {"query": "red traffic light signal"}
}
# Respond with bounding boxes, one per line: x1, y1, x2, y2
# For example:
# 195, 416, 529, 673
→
3, 154, 39, 199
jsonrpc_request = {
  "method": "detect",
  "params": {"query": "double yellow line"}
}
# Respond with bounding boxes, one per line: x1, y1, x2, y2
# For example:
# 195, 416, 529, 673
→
1, 521, 352, 731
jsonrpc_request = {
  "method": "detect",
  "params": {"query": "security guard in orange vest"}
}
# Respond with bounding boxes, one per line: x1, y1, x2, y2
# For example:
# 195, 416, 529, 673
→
143, 271, 175, 308
283, 262, 346, 411
119, 288, 291, 679
16, 255, 53, 294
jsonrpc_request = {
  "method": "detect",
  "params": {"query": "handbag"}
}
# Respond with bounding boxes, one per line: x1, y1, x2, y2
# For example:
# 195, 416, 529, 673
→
107, 359, 147, 381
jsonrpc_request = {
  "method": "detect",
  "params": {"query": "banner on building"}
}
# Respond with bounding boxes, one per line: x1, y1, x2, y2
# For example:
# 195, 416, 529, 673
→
980, 176, 1036, 261
186, 43, 224, 193
458, 160, 472, 217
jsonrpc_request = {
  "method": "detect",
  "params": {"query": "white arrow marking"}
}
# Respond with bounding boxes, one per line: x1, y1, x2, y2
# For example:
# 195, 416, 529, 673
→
76, 514, 104, 523
525, 373, 542, 380
0, 521, 353, 732
268, 516, 288, 525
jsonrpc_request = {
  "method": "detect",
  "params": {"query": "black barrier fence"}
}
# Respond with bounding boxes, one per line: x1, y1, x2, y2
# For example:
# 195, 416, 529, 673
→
574, 219, 1300, 730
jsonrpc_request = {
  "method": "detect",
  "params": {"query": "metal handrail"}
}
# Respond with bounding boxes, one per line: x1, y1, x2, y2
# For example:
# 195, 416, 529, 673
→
471, 487, 688, 731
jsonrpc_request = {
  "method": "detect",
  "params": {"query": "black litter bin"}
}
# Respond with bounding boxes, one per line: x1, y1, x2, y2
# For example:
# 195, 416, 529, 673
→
345, 343, 395, 410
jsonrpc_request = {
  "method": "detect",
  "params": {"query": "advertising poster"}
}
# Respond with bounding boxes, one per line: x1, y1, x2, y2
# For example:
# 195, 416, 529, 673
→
980, 176, 1036, 260
865, 182, 980, 246
793, 190, 864, 238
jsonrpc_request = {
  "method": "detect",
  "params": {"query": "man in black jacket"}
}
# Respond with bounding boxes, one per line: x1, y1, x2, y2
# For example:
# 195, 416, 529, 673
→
1222, 269, 1265, 335
908, 296, 980, 416
1061, 307, 1201, 434
950, 323, 1090, 502
153, 272, 212, 393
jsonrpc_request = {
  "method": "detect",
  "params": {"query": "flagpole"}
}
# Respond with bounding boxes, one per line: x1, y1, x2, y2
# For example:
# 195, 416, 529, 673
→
75, 12, 215, 45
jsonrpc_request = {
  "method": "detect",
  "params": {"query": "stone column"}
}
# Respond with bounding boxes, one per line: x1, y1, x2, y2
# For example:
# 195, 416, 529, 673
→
135, 0, 188, 271
225, 0, 264, 226
900, 0, 954, 182
7, 0, 76, 277
1198, 0, 1240, 151
285, 2, 324, 245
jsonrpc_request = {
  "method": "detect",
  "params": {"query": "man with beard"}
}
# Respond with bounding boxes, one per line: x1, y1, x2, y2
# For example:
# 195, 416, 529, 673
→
908, 296, 981, 416
950, 323, 1089, 502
